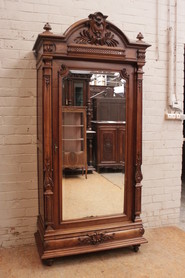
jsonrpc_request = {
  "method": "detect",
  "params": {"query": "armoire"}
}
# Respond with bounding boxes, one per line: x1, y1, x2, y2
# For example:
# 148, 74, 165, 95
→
33, 12, 150, 265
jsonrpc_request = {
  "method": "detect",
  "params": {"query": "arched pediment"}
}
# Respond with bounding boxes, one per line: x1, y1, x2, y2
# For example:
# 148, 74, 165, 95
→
33, 12, 150, 63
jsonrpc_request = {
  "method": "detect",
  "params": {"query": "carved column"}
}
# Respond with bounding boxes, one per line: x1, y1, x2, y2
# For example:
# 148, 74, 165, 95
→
134, 44, 146, 222
43, 56, 54, 230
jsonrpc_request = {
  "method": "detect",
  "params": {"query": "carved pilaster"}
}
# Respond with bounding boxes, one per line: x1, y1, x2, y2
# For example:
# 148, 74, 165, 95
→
43, 57, 53, 229
134, 64, 144, 221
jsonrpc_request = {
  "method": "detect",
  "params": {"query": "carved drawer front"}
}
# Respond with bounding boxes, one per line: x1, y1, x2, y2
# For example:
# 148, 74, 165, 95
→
44, 227, 145, 251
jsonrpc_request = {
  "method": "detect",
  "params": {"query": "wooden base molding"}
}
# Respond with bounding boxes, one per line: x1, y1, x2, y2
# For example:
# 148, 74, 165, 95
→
35, 223, 147, 261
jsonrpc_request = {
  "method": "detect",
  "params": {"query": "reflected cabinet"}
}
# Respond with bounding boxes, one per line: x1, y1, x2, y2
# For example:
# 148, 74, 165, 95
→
94, 122, 126, 172
33, 12, 150, 264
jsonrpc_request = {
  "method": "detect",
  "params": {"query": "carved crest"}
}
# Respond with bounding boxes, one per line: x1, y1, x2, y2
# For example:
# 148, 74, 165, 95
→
74, 12, 119, 47
78, 231, 115, 245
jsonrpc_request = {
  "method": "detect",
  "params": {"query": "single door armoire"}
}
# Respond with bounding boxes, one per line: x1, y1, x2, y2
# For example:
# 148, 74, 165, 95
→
33, 12, 150, 265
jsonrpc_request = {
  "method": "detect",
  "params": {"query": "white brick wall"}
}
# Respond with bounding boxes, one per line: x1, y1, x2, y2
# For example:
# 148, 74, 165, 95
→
0, 0, 185, 246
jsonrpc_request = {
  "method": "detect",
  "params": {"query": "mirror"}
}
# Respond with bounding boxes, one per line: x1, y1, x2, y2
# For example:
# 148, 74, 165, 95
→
61, 70, 126, 220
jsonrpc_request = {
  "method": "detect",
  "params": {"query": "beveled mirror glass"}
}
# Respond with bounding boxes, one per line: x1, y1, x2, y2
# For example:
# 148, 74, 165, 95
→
61, 70, 126, 220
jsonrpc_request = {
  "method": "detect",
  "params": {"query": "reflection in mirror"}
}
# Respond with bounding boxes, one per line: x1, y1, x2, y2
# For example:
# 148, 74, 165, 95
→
61, 70, 126, 220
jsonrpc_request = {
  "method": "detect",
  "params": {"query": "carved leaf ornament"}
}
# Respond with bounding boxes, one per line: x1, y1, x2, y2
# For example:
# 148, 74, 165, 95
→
135, 153, 143, 184
75, 12, 119, 47
44, 158, 53, 191
78, 231, 115, 245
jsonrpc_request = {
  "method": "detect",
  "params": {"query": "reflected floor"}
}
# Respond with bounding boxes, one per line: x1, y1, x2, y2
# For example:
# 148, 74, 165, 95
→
100, 172, 123, 189
63, 171, 124, 220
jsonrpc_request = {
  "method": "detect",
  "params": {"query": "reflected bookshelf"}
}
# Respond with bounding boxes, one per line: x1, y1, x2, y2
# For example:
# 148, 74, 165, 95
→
62, 106, 87, 178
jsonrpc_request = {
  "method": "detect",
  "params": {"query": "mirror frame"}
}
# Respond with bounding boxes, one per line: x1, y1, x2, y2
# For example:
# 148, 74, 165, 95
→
33, 12, 150, 264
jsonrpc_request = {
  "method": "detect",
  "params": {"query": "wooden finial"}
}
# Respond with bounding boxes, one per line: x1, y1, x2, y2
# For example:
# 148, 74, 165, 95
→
43, 22, 52, 33
136, 32, 144, 41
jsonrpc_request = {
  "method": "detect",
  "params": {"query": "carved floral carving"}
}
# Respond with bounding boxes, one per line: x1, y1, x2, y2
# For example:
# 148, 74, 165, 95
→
121, 68, 129, 79
74, 12, 119, 47
43, 158, 54, 227
44, 158, 53, 191
135, 152, 143, 184
137, 49, 145, 60
78, 232, 115, 245
44, 75, 50, 88
138, 79, 142, 93
59, 64, 68, 76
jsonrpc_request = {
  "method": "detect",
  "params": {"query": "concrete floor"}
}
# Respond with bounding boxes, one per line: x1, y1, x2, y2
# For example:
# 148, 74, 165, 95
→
1, 226, 185, 278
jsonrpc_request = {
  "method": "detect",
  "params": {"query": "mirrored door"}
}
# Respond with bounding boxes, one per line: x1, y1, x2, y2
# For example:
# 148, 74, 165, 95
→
60, 70, 126, 221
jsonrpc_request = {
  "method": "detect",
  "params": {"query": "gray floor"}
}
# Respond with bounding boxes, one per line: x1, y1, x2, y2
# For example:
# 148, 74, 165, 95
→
179, 182, 185, 230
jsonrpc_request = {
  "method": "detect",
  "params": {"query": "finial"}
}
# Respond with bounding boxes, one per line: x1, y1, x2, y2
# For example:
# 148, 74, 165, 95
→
136, 32, 144, 41
43, 22, 52, 33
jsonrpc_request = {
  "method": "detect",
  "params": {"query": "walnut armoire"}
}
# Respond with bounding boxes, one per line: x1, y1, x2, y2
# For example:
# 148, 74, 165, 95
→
33, 12, 150, 265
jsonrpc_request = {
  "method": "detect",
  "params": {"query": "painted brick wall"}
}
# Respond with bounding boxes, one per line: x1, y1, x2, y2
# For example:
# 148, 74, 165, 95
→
0, 0, 185, 247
